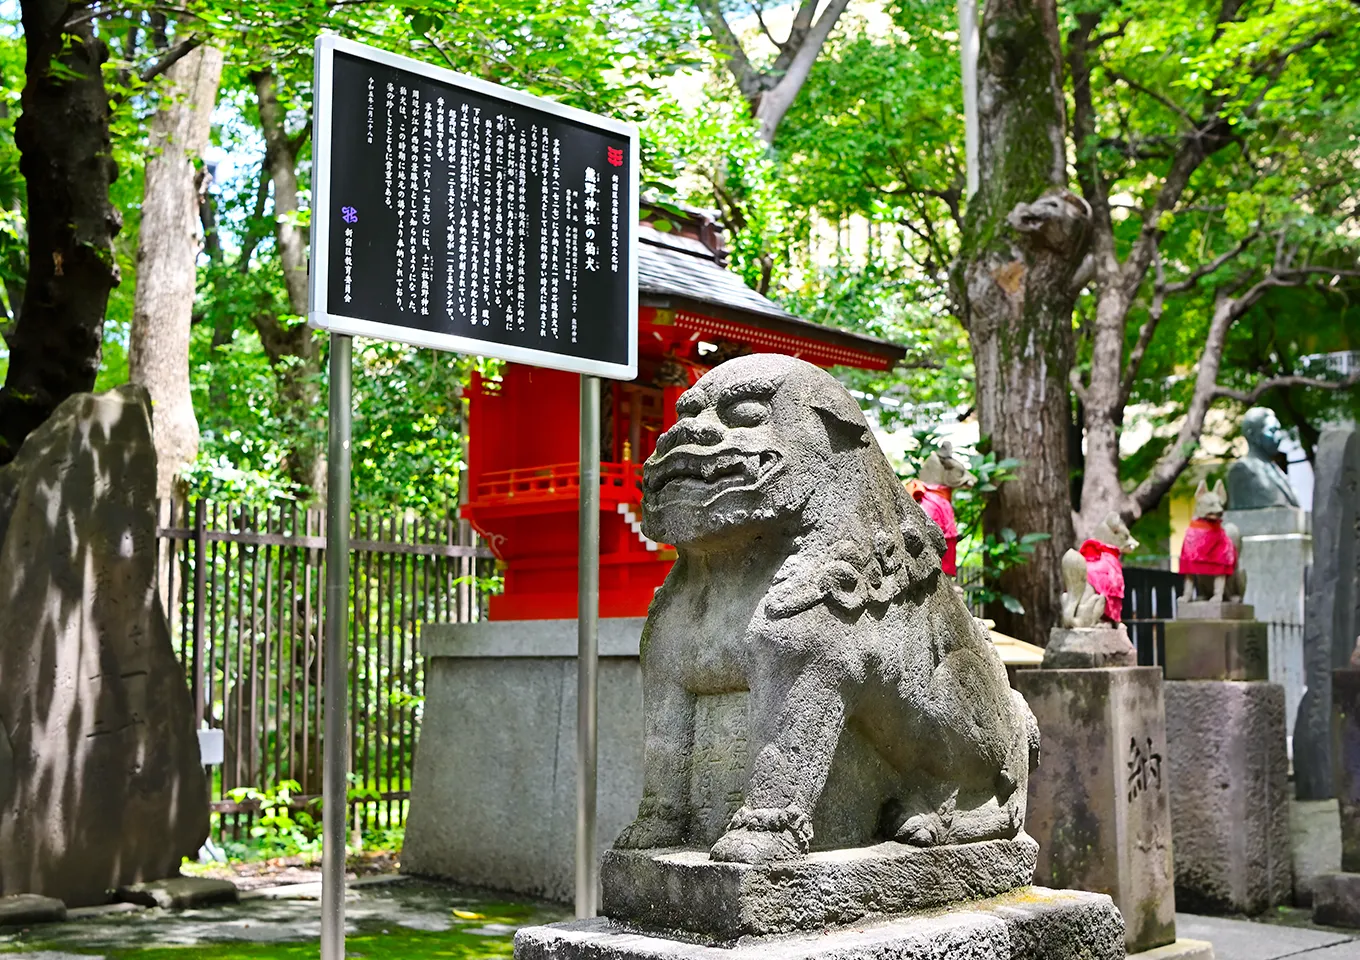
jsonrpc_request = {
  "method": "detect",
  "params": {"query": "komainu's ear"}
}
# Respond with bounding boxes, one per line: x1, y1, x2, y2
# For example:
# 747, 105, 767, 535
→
1195, 480, 1209, 498
812, 400, 871, 452
1213, 479, 1227, 501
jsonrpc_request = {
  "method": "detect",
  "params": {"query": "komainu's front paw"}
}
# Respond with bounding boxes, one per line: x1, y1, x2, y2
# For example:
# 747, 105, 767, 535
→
708, 805, 812, 863
614, 815, 686, 850
709, 827, 805, 864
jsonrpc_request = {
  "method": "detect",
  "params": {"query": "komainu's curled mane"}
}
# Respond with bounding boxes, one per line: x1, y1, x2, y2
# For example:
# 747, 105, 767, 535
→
615, 354, 1039, 865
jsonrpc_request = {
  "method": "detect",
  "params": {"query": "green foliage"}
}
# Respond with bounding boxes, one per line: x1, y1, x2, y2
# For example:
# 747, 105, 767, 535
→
223, 780, 320, 858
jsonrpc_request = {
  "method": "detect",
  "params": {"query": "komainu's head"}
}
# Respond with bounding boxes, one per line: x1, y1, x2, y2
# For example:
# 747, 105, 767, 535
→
642, 355, 945, 610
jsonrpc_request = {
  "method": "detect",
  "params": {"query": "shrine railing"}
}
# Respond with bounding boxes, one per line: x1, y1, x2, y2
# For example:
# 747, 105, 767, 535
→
471, 460, 645, 506
155, 499, 496, 842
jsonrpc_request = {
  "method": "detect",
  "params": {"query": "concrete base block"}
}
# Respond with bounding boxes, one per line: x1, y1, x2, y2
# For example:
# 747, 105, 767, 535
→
1291, 799, 1342, 905
1014, 667, 1176, 954
1312, 872, 1360, 928
1164, 619, 1269, 680
114, 876, 239, 909
403, 641, 646, 903
514, 887, 1125, 960
1164, 681, 1291, 914
1042, 626, 1136, 669
0, 894, 67, 926
601, 836, 1038, 940
1132, 939, 1216, 960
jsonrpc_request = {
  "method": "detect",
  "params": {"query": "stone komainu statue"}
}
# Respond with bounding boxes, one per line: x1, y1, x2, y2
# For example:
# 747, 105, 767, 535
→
615, 354, 1039, 865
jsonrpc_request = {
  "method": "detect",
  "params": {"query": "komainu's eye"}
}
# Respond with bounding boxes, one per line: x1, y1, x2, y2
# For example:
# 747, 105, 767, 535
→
725, 399, 770, 426
675, 394, 704, 419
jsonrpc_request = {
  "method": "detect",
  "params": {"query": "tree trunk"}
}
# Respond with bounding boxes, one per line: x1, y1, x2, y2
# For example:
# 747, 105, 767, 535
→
0, 0, 122, 463
251, 67, 324, 498
954, 0, 1089, 641
129, 45, 225, 498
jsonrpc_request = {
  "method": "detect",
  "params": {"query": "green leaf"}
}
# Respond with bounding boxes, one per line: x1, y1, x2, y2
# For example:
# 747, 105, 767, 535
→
1001, 595, 1026, 615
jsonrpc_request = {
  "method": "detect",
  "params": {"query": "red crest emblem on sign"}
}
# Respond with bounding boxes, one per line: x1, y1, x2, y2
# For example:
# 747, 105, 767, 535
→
607, 146, 624, 167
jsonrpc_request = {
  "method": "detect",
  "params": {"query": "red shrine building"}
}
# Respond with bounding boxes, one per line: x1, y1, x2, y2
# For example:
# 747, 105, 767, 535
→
460, 209, 906, 621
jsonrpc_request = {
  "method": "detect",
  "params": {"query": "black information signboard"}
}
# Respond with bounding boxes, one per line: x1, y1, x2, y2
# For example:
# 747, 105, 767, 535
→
309, 36, 638, 380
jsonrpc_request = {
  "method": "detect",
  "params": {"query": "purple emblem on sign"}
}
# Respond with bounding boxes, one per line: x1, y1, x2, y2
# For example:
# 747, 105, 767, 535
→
342, 206, 359, 223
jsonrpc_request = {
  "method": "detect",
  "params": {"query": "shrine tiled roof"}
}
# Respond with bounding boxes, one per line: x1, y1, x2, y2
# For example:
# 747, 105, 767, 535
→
635, 225, 905, 367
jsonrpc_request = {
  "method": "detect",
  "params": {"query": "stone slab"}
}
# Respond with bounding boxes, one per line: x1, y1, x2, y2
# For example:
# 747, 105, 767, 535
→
1042, 627, 1136, 669
114, 877, 239, 909
0, 894, 67, 926
1175, 601, 1255, 622
600, 836, 1037, 940
1164, 681, 1291, 914
514, 887, 1124, 960
1164, 619, 1269, 681
1132, 940, 1215, 960
1312, 871, 1360, 928
1014, 667, 1176, 953
1176, 911, 1353, 960
1333, 669, 1360, 872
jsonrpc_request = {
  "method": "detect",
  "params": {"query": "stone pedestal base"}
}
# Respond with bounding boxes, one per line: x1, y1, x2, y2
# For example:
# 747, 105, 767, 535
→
514, 887, 1125, 960
1312, 872, 1360, 928
601, 837, 1037, 940
1164, 681, 1291, 914
1043, 626, 1136, 668
1013, 667, 1176, 953
1163, 618, 1268, 680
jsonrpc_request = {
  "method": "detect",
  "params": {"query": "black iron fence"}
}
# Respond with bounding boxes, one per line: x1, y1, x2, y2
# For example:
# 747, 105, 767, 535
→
156, 499, 495, 837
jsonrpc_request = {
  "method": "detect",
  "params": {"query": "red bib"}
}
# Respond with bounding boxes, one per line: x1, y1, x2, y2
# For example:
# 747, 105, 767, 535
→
1079, 539, 1125, 624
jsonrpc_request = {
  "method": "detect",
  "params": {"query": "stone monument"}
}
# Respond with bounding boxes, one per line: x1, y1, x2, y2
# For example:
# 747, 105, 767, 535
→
1016, 527, 1209, 957
1296, 425, 1359, 803
0, 387, 209, 907
1310, 642, 1360, 927
515, 356, 1126, 960
1161, 481, 1290, 915
906, 441, 973, 577
1224, 408, 1310, 754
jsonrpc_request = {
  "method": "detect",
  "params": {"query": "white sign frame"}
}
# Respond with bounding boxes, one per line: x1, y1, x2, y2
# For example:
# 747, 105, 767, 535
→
309, 34, 640, 381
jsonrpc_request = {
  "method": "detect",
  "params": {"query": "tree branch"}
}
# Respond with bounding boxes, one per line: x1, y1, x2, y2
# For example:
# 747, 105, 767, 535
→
1214, 372, 1360, 405
693, 0, 762, 99
1163, 232, 1259, 294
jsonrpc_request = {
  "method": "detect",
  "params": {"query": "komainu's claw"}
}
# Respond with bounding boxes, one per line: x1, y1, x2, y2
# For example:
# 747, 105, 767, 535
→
614, 816, 685, 850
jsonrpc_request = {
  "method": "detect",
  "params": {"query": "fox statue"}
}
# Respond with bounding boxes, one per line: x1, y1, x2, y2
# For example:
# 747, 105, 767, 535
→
1179, 479, 1245, 603
1060, 512, 1140, 629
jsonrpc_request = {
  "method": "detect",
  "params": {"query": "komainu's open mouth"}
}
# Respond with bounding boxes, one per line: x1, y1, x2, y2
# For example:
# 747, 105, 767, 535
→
645, 449, 781, 497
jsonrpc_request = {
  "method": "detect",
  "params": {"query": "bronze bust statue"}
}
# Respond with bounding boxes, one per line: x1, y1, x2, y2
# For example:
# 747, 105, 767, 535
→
1227, 407, 1299, 509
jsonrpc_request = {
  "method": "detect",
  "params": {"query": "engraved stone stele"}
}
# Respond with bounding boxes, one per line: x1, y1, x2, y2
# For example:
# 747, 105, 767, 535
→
1311, 666, 1360, 927
514, 355, 1125, 960
0, 387, 209, 906
1015, 666, 1179, 954
1295, 426, 1359, 803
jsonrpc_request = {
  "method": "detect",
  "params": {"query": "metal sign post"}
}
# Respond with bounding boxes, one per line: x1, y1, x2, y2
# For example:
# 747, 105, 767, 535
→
576, 375, 601, 919
321, 332, 352, 960
308, 35, 638, 953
